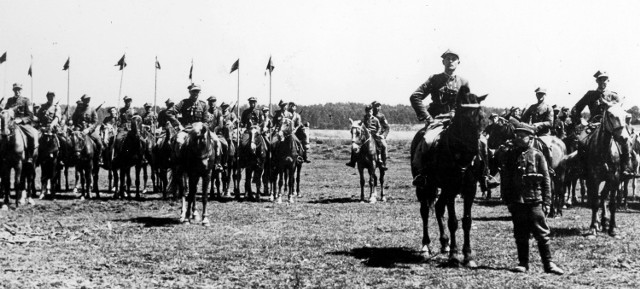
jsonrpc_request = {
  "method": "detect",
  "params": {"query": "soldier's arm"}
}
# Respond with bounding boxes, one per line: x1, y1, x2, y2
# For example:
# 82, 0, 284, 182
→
409, 76, 433, 121
537, 152, 551, 207
570, 92, 591, 121
202, 103, 211, 127
52, 105, 62, 127
21, 98, 35, 123
379, 114, 390, 138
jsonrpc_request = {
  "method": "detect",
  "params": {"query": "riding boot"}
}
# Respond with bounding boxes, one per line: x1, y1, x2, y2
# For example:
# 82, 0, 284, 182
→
513, 240, 529, 273
345, 150, 356, 168
539, 241, 564, 275
379, 148, 388, 171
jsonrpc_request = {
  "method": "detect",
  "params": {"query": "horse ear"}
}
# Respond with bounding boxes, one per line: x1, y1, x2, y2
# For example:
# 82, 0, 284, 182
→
477, 94, 488, 103
348, 118, 353, 124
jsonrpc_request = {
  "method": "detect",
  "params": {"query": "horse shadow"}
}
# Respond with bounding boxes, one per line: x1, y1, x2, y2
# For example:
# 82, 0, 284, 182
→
474, 215, 512, 222
328, 247, 424, 268
309, 197, 362, 204
549, 227, 582, 238
475, 199, 506, 207
116, 216, 181, 227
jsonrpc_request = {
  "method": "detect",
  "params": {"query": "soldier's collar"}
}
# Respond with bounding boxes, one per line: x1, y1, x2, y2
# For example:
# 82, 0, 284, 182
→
442, 71, 456, 78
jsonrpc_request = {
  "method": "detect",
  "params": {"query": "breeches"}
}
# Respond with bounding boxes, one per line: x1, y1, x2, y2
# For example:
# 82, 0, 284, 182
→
18, 124, 39, 152
509, 203, 550, 244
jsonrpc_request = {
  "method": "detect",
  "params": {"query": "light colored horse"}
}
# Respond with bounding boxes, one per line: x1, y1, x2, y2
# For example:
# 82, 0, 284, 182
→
348, 118, 385, 203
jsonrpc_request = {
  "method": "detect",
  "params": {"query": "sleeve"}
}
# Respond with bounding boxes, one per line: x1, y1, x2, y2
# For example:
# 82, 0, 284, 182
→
167, 102, 183, 126
520, 105, 532, 124
240, 110, 248, 127
570, 92, 591, 120
52, 105, 62, 126
535, 106, 554, 130
21, 99, 34, 123
202, 102, 211, 125
71, 110, 80, 126
379, 114, 390, 138
537, 152, 551, 206
409, 76, 433, 121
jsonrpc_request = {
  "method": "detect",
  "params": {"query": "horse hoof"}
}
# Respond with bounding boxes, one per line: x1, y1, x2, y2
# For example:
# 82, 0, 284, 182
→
80, 196, 85, 201
1, 204, 8, 211
73, 188, 79, 194
464, 260, 478, 268
288, 197, 294, 203
180, 218, 188, 224
142, 189, 148, 194
202, 217, 211, 227
269, 196, 274, 202
381, 196, 387, 202
420, 245, 433, 260
27, 198, 35, 206
38, 193, 46, 200
276, 197, 282, 204
448, 255, 461, 267
368, 197, 377, 204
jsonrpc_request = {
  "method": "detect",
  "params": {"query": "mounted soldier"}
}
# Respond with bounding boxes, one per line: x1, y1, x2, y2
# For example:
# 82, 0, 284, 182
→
118, 96, 134, 131
71, 94, 103, 163
158, 98, 179, 130
220, 102, 238, 128
346, 105, 382, 169
272, 100, 292, 136
207, 96, 222, 131
36, 91, 62, 132
240, 97, 265, 130
570, 71, 634, 177
5, 83, 38, 163
371, 101, 389, 170
521, 88, 554, 136
141, 103, 157, 128
287, 102, 310, 163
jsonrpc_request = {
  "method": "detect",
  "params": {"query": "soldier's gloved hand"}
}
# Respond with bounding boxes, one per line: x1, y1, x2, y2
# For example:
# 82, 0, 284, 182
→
14, 118, 23, 124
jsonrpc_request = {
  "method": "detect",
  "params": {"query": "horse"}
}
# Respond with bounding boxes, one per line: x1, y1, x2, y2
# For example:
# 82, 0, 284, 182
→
113, 115, 147, 200
152, 124, 177, 199
347, 118, 385, 203
238, 123, 268, 201
135, 123, 155, 196
487, 116, 568, 216
292, 125, 307, 198
619, 131, 639, 211
563, 120, 587, 206
217, 120, 239, 199
37, 126, 60, 199
270, 118, 301, 203
179, 123, 217, 225
580, 103, 629, 237
0, 109, 38, 209
210, 125, 230, 200
99, 123, 119, 194
410, 87, 486, 266
68, 129, 100, 200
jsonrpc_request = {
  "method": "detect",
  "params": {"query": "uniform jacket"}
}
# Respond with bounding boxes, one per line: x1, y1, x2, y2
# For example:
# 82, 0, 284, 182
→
362, 115, 382, 138
208, 106, 222, 129
103, 115, 117, 126
571, 89, 619, 122
410, 73, 469, 121
169, 98, 210, 126
157, 108, 178, 128
141, 111, 157, 127
521, 101, 553, 135
221, 110, 238, 127
118, 107, 135, 129
240, 108, 264, 128
5, 96, 34, 124
373, 111, 390, 138
71, 105, 98, 130
273, 109, 292, 129
501, 142, 551, 206
36, 102, 61, 128
288, 111, 302, 128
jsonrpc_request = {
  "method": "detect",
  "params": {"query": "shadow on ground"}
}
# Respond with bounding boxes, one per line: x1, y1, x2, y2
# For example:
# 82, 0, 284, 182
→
549, 227, 583, 238
328, 247, 423, 268
474, 215, 512, 222
309, 197, 363, 204
116, 216, 181, 227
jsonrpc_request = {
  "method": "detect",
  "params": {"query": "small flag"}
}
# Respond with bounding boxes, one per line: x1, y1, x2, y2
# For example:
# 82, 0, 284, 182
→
266, 56, 274, 73
28, 64, 32, 76
63, 57, 70, 70
155, 57, 161, 70
115, 54, 126, 70
230, 59, 239, 74
189, 60, 193, 80
0, 52, 6, 64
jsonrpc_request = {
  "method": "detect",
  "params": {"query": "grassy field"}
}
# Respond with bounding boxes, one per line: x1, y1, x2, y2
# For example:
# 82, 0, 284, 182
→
1, 136, 640, 288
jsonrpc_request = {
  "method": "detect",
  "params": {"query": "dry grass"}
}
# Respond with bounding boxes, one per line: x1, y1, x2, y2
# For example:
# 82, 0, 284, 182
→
1, 140, 640, 288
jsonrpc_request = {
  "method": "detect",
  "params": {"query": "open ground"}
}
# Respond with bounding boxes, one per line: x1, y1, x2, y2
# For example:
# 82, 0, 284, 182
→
1, 134, 640, 288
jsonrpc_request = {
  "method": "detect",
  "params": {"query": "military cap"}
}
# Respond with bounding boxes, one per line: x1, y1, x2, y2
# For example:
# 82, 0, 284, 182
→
626, 113, 632, 119
514, 124, 535, 135
248, 97, 257, 103
220, 102, 229, 108
12, 83, 22, 90
441, 49, 459, 59
143, 103, 152, 108
365, 104, 373, 111
33, 104, 41, 109
46, 91, 55, 97
490, 113, 498, 118
165, 98, 174, 104
189, 84, 201, 91
535, 87, 547, 94
123, 95, 132, 102
289, 102, 297, 107
261, 106, 269, 112
76, 100, 84, 105
371, 101, 381, 107
278, 100, 287, 107
594, 71, 609, 79
561, 107, 569, 112
207, 95, 217, 102
80, 94, 91, 103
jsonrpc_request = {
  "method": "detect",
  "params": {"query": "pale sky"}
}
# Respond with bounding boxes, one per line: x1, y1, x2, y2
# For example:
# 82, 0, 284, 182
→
1, 0, 639, 112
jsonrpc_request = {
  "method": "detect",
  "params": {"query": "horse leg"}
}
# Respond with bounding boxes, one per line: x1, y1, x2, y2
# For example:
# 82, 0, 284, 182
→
358, 166, 365, 202
586, 179, 600, 236
418, 186, 435, 258
461, 180, 477, 268
93, 163, 100, 198
64, 166, 69, 191
143, 164, 149, 194
379, 168, 386, 202
287, 168, 295, 203
135, 165, 141, 200
202, 173, 211, 226
609, 182, 619, 237
126, 168, 133, 200
16, 164, 26, 206
295, 163, 302, 198
434, 188, 450, 254
600, 184, 610, 233
245, 169, 253, 201
86, 164, 93, 199
276, 171, 283, 203
445, 194, 460, 265
254, 169, 263, 202
368, 167, 377, 203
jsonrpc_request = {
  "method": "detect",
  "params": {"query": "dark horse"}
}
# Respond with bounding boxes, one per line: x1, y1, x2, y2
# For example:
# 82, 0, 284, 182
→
37, 126, 60, 199
113, 115, 147, 200
99, 123, 119, 195
152, 124, 177, 199
270, 118, 301, 203
580, 103, 629, 237
179, 123, 218, 225
487, 116, 568, 216
238, 124, 268, 201
68, 129, 100, 199
410, 87, 486, 266
0, 109, 38, 209
211, 120, 238, 199
349, 118, 385, 203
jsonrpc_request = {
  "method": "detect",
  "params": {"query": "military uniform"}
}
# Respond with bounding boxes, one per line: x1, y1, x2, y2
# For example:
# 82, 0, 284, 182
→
273, 108, 292, 131
103, 115, 117, 126
118, 106, 135, 130
170, 98, 210, 126
71, 102, 103, 154
410, 73, 470, 122
521, 101, 553, 136
5, 91, 38, 161
36, 101, 62, 130
372, 108, 389, 169
142, 111, 157, 127
346, 109, 382, 168
240, 107, 264, 128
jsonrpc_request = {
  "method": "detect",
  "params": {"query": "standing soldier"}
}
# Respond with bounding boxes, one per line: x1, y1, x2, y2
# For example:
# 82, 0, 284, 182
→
158, 98, 178, 129
288, 102, 310, 163
119, 96, 135, 130
141, 103, 158, 129
346, 105, 381, 168
501, 125, 564, 275
521, 88, 554, 136
410, 49, 470, 124
36, 91, 62, 132
570, 71, 633, 177
71, 95, 103, 162
371, 101, 389, 170
6, 83, 38, 163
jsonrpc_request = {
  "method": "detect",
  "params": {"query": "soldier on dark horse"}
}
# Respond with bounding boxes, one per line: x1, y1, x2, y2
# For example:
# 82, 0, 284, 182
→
36, 91, 62, 198
70, 95, 103, 199
239, 97, 269, 201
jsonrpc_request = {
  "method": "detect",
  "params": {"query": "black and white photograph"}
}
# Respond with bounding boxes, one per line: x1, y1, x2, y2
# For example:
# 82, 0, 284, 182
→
1, 0, 640, 288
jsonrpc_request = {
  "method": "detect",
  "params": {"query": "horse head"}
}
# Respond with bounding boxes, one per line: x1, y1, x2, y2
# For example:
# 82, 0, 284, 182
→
40, 125, 59, 155
0, 109, 15, 136
100, 123, 117, 146
278, 118, 294, 140
487, 116, 514, 150
188, 123, 214, 166
221, 120, 235, 140
602, 102, 630, 142
451, 86, 487, 138
69, 130, 86, 159
247, 125, 259, 153
348, 118, 368, 154
131, 115, 143, 135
